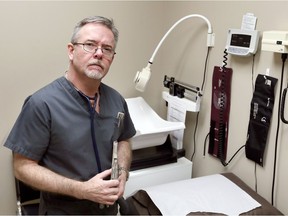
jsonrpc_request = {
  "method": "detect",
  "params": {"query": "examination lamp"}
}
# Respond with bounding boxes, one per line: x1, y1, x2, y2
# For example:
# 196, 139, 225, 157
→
134, 14, 215, 92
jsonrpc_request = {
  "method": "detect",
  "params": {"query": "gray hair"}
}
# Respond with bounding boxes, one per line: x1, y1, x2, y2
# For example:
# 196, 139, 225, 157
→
71, 16, 119, 48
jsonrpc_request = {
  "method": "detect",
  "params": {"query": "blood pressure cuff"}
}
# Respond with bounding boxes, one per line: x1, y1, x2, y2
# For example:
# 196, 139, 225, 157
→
245, 74, 278, 166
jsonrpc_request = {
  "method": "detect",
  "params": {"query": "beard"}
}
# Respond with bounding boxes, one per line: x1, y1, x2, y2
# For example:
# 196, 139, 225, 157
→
85, 69, 104, 80
84, 60, 107, 80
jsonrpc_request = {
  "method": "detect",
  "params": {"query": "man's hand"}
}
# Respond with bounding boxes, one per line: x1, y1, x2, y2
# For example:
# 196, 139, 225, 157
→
117, 169, 128, 197
81, 169, 120, 205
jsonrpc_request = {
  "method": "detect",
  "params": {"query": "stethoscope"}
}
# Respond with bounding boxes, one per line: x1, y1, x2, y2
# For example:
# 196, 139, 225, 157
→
76, 89, 103, 173
65, 72, 103, 172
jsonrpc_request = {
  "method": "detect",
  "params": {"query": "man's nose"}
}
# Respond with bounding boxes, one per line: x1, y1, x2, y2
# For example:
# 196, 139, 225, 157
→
93, 47, 103, 58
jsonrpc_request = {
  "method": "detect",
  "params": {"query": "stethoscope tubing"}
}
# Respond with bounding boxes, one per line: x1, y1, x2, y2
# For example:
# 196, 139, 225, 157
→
82, 93, 103, 173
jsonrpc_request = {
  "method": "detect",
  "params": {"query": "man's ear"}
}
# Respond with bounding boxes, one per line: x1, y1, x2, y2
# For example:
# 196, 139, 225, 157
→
67, 43, 74, 60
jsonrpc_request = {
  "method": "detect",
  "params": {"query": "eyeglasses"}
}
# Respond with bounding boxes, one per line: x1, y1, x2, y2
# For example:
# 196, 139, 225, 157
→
73, 42, 116, 59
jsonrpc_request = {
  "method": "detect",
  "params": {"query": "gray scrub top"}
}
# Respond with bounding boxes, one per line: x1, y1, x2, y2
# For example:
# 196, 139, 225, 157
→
4, 76, 136, 214
5, 76, 136, 179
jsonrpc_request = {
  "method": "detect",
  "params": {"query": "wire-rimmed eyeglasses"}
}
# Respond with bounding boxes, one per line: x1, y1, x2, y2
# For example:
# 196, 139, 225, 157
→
73, 42, 116, 59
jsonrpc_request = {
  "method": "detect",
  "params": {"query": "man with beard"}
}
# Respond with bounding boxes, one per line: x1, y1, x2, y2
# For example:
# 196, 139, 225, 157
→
4, 16, 136, 215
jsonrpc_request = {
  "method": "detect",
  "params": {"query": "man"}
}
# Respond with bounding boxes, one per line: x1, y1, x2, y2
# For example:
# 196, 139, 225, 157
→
4, 16, 136, 215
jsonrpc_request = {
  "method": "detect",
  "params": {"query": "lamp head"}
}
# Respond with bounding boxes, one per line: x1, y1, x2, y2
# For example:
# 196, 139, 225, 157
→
134, 64, 151, 92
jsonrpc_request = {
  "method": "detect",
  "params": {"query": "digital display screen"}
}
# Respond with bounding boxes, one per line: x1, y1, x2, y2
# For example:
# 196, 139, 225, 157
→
230, 34, 251, 48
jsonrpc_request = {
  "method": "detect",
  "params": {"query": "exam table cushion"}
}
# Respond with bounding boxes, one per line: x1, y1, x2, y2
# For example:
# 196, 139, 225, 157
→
126, 172, 282, 215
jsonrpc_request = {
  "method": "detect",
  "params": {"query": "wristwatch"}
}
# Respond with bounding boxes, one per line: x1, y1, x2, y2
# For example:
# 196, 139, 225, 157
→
119, 167, 129, 181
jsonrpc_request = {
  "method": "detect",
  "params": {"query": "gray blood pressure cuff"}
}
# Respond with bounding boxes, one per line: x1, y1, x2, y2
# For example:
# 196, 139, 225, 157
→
245, 74, 278, 166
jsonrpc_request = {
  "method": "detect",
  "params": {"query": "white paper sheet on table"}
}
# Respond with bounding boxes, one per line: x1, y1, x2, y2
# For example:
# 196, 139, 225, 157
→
144, 174, 261, 216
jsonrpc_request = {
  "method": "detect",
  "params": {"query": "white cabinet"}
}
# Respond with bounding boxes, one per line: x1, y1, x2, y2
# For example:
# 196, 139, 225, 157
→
124, 157, 192, 197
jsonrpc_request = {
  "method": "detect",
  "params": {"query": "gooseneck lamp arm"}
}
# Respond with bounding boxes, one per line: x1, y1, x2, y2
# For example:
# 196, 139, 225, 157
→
134, 14, 214, 92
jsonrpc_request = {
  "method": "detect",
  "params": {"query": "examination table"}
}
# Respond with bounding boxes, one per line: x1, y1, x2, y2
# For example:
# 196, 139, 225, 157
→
122, 172, 282, 215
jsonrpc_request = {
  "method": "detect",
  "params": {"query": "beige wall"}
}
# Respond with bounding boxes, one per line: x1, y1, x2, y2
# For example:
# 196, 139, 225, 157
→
156, 1, 288, 215
1, 1, 288, 214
